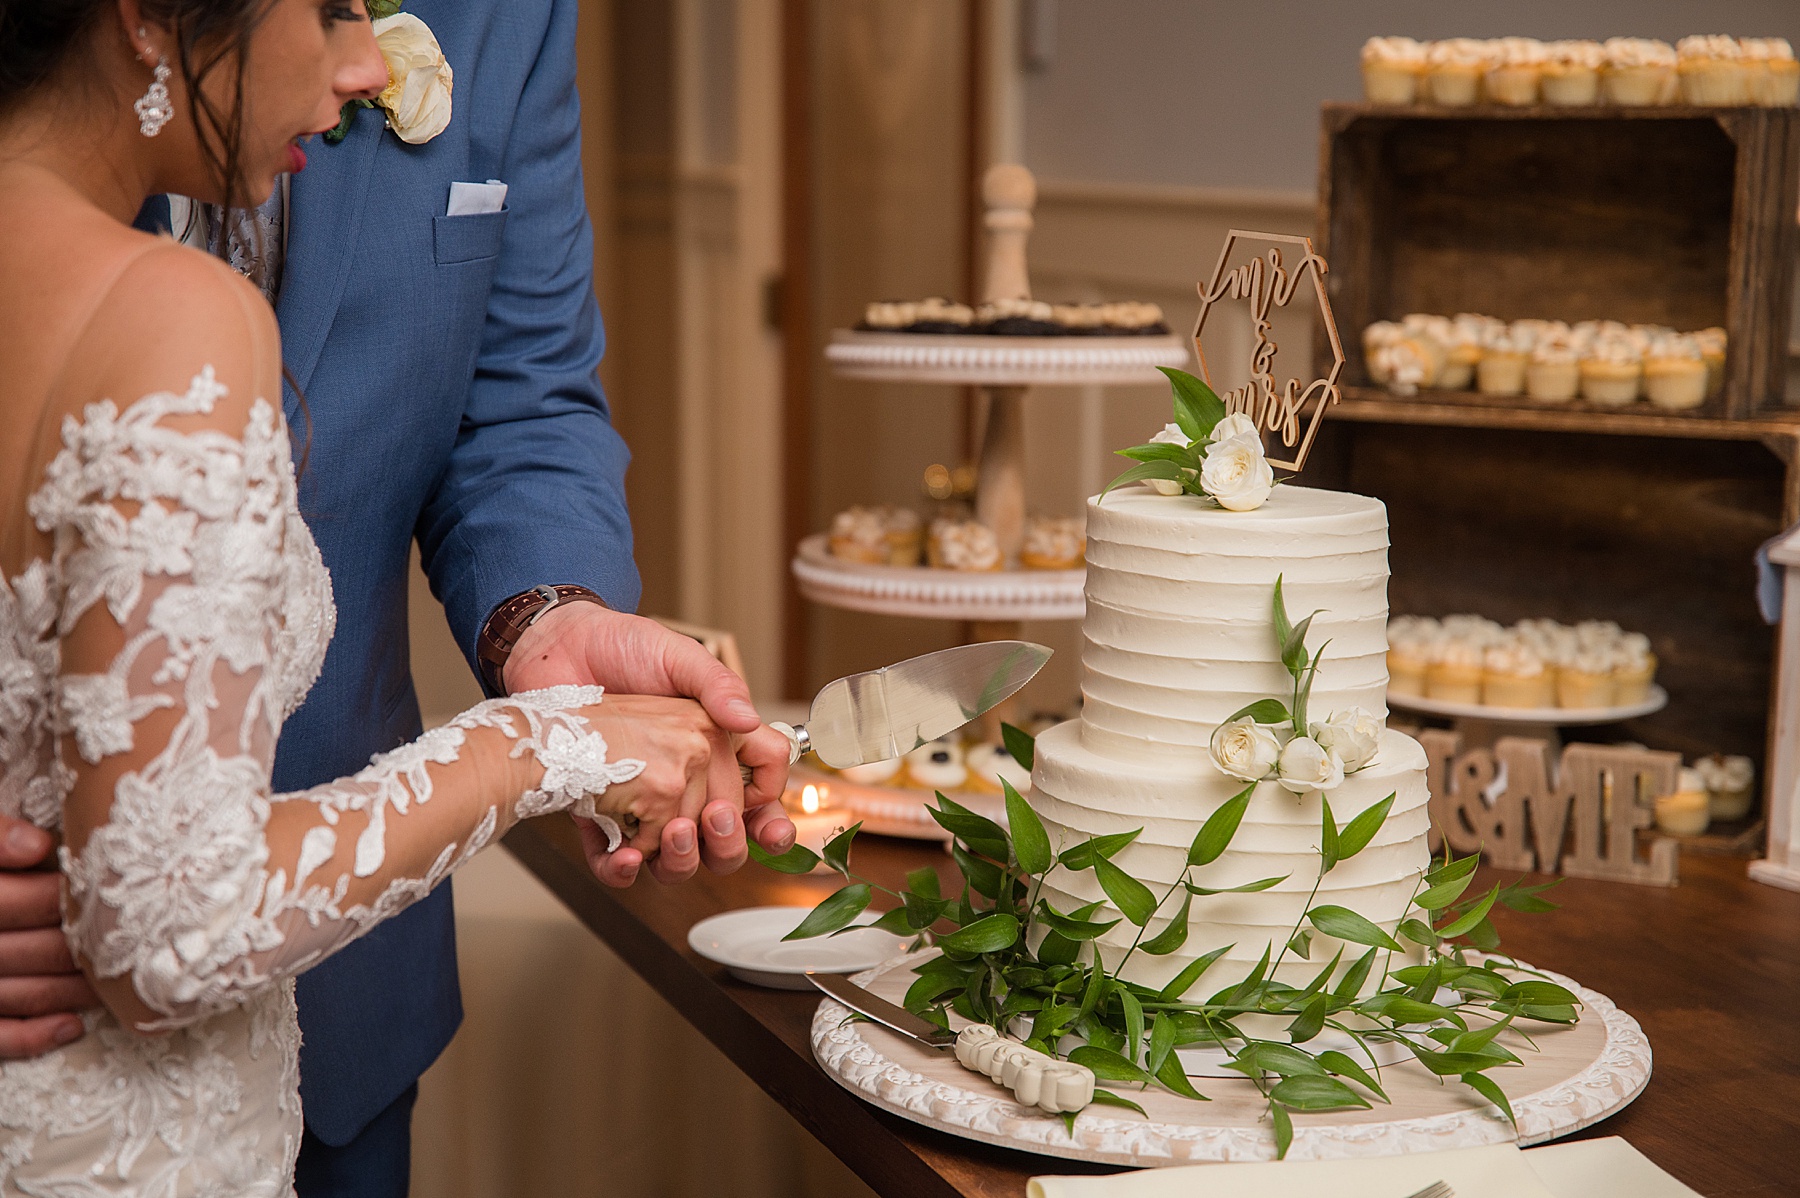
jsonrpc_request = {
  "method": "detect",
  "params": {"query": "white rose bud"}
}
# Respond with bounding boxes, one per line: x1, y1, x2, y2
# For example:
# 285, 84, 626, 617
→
1309, 708, 1383, 773
373, 14, 454, 145
1209, 717, 1282, 782
1199, 432, 1274, 512
1276, 735, 1345, 795
1210, 412, 1259, 442
1149, 422, 1189, 446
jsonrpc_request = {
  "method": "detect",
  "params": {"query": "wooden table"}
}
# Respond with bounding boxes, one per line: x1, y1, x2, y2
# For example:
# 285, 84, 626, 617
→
504, 818, 1800, 1197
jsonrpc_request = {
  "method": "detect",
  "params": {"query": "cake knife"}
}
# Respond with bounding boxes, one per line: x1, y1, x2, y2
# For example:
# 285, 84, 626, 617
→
807, 971, 1095, 1113
741, 639, 1051, 780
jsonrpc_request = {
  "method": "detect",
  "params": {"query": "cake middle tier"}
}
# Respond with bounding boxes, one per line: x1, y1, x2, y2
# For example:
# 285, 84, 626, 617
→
1080, 487, 1391, 766
1030, 719, 1430, 993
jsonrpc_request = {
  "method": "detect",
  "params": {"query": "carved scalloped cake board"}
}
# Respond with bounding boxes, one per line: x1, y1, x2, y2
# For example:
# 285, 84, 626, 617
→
825, 331, 1191, 386
792, 535, 1085, 621
811, 955, 1650, 1167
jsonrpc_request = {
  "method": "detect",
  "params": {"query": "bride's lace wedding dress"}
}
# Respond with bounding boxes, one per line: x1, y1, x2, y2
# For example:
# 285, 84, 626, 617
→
0, 367, 642, 1195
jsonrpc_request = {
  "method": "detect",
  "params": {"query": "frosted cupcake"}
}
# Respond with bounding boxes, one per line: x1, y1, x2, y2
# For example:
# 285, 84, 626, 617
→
1643, 335, 1708, 410
1697, 755, 1756, 820
1485, 38, 1546, 106
1362, 37, 1429, 104
837, 758, 902, 786
1611, 632, 1658, 705
1427, 639, 1485, 704
902, 739, 968, 791
1579, 333, 1643, 405
1602, 39, 1676, 105
1386, 619, 1437, 698
1439, 317, 1488, 390
1373, 341, 1432, 396
1425, 39, 1488, 106
1476, 328, 1527, 396
964, 742, 1032, 795
1677, 35, 1750, 106
928, 517, 1002, 571
1694, 326, 1728, 398
1362, 321, 1405, 384
1556, 646, 1617, 708
1020, 515, 1085, 570
1483, 640, 1554, 708
1743, 38, 1800, 107
829, 506, 892, 564
1541, 40, 1604, 105
1526, 339, 1581, 402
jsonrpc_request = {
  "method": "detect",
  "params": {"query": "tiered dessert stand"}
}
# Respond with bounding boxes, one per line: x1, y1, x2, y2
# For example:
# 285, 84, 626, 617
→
1388, 686, 1669, 749
793, 165, 1188, 835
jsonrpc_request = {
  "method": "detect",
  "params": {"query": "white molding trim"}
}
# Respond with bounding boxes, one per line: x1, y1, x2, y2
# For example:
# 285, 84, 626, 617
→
1749, 860, 1800, 892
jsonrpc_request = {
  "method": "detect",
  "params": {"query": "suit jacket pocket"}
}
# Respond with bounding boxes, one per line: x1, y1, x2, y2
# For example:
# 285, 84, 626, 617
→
432, 209, 509, 265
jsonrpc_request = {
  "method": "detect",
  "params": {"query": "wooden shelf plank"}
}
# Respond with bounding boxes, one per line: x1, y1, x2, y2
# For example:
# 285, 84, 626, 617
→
1332, 385, 1800, 444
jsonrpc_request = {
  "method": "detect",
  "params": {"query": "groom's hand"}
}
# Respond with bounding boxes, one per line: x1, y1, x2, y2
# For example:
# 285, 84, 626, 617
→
504, 604, 795, 887
0, 815, 93, 1058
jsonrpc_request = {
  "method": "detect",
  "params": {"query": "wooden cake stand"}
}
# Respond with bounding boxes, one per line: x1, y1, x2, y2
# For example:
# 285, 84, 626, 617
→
811, 954, 1651, 1167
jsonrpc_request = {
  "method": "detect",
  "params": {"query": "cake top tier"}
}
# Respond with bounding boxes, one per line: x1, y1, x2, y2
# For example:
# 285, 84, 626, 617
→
1085, 485, 1388, 552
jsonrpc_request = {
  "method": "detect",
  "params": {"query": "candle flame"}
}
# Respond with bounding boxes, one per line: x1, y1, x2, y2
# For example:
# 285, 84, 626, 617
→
801, 784, 820, 814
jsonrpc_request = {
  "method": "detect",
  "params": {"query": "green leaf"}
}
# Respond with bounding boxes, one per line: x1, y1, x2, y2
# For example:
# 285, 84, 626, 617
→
1224, 944, 1273, 1009
1037, 928, 1080, 967
1462, 1071, 1517, 1126
1504, 1002, 1578, 1024
1271, 1102, 1294, 1160
1077, 948, 1109, 1021
1060, 830, 1141, 871
929, 795, 1011, 860
864, 906, 916, 936
901, 891, 947, 930
1333, 948, 1378, 998
1497, 878, 1563, 914
1425, 853, 1481, 887
1001, 722, 1036, 771
1067, 1044, 1153, 1085
1410, 1046, 1514, 1076
1288, 994, 1329, 1044
783, 884, 872, 940
937, 913, 1020, 954
1030, 1002, 1080, 1045
1120, 989, 1145, 1066
1186, 874, 1289, 896
951, 843, 1004, 900
1146, 1013, 1177, 1078
1450, 1015, 1514, 1055
1225, 698, 1290, 725
1436, 883, 1501, 939
1319, 794, 1341, 873
1336, 794, 1395, 862
1299, 947, 1344, 999
1101, 459, 1182, 500
1317, 1050, 1388, 1102
1397, 918, 1440, 948
1307, 905, 1402, 952
1038, 899, 1123, 941
365, 0, 403, 18
1414, 870, 1476, 911
1138, 889, 1192, 956
1189, 784, 1257, 867
1270, 1074, 1372, 1111
1095, 858, 1158, 926
1465, 915, 1502, 952
1003, 780, 1052, 875
1158, 366, 1227, 441
1360, 994, 1466, 1028
906, 867, 941, 900
1281, 612, 1318, 680
1287, 930, 1313, 960
821, 822, 861, 877
1234, 1042, 1327, 1078
1090, 1088, 1148, 1117
1154, 1048, 1207, 1100
1500, 980, 1580, 1007
1117, 442, 1197, 465
746, 838, 822, 874
1272, 576, 1294, 654
1159, 944, 1233, 1001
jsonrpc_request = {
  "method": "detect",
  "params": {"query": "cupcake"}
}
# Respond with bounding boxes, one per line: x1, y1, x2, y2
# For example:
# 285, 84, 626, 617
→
1694, 326, 1727, 398
1601, 38, 1676, 106
1373, 338, 1435, 397
1526, 338, 1581, 402
903, 738, 968, 791
1655, 769, 1711, 836
1743, 38, 1800, 107
1642, 335, 1708, 410
1611, 632, 1658, 705
1541, 40, 1604, 105
1439, 315, 1490, 390
928, 517, 1003, 571
1101, 301, 1170, 335
1696, 754, 1755, 821
838, 758, 902, 786
861, 300, 919, 331
1579, 333, 1643, 405
1426, 639, 1484, 705
964, 742, 1033, 795
1362, 36, 1429, 104
1400, 313, 1453, 370
1386, 617, 1438, 698
1483, 640, 1554, 708
1362, 321, 1405, 384
1485, 38, 1546, 106
1556, 646, 1617, 708
829, 506, 892, 564
1052, 303, 1108, 334
1476, 328, 1528, 396
976, 298, 1058, 336
1425, 39, 1488, 106
884, 506, 924, 564
1677, 36, 1751, 106
1020, 516, 1085, 570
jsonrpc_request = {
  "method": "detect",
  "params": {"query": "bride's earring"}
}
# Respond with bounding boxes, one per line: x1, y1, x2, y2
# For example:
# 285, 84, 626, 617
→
134, 38, 173, 138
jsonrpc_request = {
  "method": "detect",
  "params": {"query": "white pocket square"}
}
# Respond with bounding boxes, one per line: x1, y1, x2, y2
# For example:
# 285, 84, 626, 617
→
447, 179, 508, 216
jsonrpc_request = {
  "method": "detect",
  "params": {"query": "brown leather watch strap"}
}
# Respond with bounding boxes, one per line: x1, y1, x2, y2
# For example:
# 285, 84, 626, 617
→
476, 584, 607, 697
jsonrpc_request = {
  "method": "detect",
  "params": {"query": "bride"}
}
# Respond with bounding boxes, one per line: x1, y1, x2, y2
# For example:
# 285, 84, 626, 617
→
0, 0, 789, 1192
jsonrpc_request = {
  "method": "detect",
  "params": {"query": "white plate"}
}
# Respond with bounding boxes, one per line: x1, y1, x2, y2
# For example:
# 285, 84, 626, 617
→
1388, 685, 1666, 725
687, 906, 909, 990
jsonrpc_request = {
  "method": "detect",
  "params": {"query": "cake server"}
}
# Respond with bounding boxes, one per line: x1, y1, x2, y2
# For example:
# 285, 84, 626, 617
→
807, 971, 1094, 1113
742, 639, 1051, 779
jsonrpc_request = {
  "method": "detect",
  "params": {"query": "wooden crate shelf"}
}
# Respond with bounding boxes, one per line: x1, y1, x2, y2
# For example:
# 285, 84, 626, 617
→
1317, 102, 1800, 420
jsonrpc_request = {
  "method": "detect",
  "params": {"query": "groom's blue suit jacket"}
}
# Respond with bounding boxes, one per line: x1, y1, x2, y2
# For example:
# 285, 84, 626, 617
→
271, 0, 635, 1146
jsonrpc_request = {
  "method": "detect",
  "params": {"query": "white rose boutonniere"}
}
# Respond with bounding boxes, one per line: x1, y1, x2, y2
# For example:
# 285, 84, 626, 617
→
1209, 716, 1283, 783
1200, 432, 1275, 512
1309, 708, 1383, 773
1276, 735, 1345, 795
324, 3, 452, 146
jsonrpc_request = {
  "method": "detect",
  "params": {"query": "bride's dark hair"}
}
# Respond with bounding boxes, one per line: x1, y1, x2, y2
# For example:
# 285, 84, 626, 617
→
0, 0, 279, 209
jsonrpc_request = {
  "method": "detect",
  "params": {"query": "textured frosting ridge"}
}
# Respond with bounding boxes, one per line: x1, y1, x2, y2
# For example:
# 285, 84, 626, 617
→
1031, 485, 1429, 991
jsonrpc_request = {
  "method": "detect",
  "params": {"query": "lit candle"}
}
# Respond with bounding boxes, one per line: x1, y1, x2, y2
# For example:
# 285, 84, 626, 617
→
785, 783, 846, 868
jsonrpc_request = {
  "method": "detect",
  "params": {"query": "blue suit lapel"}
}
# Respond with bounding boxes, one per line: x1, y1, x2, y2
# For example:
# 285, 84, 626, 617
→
278, 108, 383, 409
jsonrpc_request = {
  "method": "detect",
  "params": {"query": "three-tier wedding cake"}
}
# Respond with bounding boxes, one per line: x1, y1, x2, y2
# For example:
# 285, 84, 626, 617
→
1030, 485, 1431, 992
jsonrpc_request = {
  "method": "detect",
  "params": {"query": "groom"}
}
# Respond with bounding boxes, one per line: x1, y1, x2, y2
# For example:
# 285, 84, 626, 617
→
0, 0, 793, 1194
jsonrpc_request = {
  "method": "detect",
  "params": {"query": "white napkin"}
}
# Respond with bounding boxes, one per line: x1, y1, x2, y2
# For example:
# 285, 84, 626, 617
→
1028, 1137, 1698, 1198
447, 179, 508, 216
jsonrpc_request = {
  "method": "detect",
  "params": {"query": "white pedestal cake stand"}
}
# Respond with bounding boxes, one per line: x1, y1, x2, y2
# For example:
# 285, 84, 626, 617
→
1388, 687, 1668, 750
810, 954, 1651, 1167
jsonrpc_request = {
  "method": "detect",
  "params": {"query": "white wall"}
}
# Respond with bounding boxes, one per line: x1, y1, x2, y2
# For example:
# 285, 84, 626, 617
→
1021, 0, 1800, 192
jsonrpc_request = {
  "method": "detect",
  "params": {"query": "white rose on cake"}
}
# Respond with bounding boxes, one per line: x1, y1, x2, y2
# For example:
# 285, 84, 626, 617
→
1209, 716, 1282, 782
1143, 423, 1188, 495
1210, 412, 1259, 442
1199, 431, 1274, 512
1276, 735, 1345, 794
1309, 708, 1383, 773
373, 13, 454, 144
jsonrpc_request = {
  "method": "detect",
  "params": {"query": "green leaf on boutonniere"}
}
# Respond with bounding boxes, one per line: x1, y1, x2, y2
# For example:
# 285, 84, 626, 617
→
367, 0, 404, 18
1158, 366, 1227, 441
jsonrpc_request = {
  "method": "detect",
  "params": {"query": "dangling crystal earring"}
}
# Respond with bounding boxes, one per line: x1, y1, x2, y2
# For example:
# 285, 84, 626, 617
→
134, 49, 174, 138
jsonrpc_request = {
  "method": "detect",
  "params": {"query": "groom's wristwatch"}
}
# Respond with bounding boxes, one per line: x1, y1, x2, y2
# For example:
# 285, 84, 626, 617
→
478, 584, 608, 696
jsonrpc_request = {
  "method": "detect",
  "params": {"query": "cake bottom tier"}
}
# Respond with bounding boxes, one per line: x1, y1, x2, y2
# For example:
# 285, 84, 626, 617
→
1029, 720, 1431, 993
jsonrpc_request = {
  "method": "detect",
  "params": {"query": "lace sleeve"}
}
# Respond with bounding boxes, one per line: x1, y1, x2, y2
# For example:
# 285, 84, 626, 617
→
38, 369, 642, 1032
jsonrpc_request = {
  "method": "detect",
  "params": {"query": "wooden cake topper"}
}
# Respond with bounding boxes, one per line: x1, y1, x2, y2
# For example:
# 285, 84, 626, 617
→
1192, 231, 1345, 473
